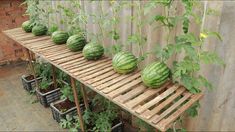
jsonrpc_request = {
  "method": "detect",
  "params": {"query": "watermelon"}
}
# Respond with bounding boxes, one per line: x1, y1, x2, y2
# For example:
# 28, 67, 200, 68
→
32, 25, 47, 36
52, 31, 69, 44
82, 42, 104, 60
112, 52, 137, 74
66, 34, 86, 52
22, 21, 33, 32
141, 61, 170, 88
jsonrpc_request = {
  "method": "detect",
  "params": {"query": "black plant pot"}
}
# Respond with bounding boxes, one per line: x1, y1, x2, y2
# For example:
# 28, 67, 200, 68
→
77, 119, 124, 132
50, 98, 87, 123
21, 74, 42, 92
36, 83, 61, 107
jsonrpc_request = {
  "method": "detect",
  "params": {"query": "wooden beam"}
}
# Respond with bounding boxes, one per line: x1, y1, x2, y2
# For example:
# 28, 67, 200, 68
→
25, 48, 39, 88
70, 77, 85, 132
80, 83, 89, 109
52, 65, 57, 88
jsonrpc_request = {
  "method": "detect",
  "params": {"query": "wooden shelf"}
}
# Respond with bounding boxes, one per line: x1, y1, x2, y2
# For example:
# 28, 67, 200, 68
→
3, 28, 203, 131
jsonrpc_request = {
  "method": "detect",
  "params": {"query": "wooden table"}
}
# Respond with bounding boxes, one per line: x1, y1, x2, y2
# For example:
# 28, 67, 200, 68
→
3, 28, 203, 131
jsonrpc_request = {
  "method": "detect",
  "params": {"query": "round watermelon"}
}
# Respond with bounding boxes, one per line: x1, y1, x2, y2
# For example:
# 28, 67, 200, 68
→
52, 31, 69, 44
66, 34, 86, 52
112, 52, 137, 74
22, 21, 33, 32
82, 42, 104, 60
32, 25, 47, 36
141, 61, 170, 88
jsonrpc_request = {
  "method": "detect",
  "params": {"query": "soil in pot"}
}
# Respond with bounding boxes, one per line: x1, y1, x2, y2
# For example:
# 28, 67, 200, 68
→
25, 74, 40, 81
54, 99, 75, 113
39, 84, 57, 93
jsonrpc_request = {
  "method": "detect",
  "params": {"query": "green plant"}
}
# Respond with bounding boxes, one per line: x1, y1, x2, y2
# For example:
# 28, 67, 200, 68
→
59, 115, 73, 129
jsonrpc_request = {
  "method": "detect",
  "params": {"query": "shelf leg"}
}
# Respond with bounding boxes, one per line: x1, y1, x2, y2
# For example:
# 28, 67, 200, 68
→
25, 48, 39, 88
70, 77, 85, 132
80, 83, 89, 110
52, 65, 57, 88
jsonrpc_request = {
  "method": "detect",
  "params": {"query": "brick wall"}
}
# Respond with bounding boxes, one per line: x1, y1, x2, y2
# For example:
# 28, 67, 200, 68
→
0, 0, 28, 65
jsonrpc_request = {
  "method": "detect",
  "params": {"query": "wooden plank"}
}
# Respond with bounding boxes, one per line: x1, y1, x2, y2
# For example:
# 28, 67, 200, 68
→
142, 87, 185, 119
96, 71, 139, 91
157, 94, 203, 131
54, 53, 83, 64
102, 72, 141, 94
114, 85, 146, 103
135, 84, 180, 114
81, 67, 114, 81
49, 52, 80, 61
73, 60, 112, 76
125, 82, 171, 109
38, 45, 67, 52
108, 78, 142, 99
45, 49, 72, 58
59, 57, 86, 66
77, 61, 112, 78
69, 59, 110, 73
79, 65, 113, 78
91, 73, 121, 88
63, 59, 88, 69
152, 92, 192, 124
86, 70, 116, 84
21, 36, 50, 44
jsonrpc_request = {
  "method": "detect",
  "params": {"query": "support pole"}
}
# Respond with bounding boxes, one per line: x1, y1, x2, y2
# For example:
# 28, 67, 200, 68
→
52, 65, 57, 88
70, 77, 85, 132
25, 48, 39, 88
80, 83, 89, 109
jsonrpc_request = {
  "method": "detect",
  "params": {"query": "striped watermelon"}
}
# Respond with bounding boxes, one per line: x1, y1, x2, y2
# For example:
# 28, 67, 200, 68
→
32, 25, 47, 36
141, 61, 170, 88
112, 52, 137, 74
22, 21, 33, 32
82, 42, 104, 60
52, 31, 69, 44
66, 34, 86, 52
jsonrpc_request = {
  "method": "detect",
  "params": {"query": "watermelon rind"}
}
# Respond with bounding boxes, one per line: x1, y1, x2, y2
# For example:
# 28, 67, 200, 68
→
141, 61, 170, 88
66, 34, 86, 52
52, 31, 69, 45
82, 42, 104, 60
32, 25, 47, 36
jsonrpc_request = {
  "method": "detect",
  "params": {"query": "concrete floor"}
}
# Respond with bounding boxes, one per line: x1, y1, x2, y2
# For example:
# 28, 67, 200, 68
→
0, 63, 63, 131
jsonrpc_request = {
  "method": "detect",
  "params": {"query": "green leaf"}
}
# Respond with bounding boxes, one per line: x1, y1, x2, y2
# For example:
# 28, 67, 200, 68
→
200, 51, 224, 65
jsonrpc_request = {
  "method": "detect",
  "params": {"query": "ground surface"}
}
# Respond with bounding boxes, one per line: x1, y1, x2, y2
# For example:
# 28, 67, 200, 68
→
0, 63, 63, 131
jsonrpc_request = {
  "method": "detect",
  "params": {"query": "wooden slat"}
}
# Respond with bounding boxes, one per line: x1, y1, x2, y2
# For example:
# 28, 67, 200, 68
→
91, 73, 121, 88
79, 64, 113, 78
69, 58, 110, 73
96, 71, 138, 90
135, 84, 180, 114
142, 87, 185, 119
108, 78, 142, 98
152, 92, 192, 124
73, 60, 112, 76
21, 36, 50, 44
114, 85, 146, 103
102, 72, 141, 94
125, 82, 171, 109
157, 94, 203, 131
87, 70, 116, 84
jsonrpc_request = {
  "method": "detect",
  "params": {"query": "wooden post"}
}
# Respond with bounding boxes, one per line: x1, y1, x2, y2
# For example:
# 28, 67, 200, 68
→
25, 48, 39, 88
80, 83, 89, 109
52, 65, 57, 88
70, 77, 85, 132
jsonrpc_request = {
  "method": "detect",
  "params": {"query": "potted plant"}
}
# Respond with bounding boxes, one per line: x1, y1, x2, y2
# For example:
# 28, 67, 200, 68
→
35, 63, 61, 107
50, 83, 86, 123
66, 95, 123, 132
21, 62, 43, 93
